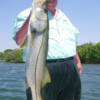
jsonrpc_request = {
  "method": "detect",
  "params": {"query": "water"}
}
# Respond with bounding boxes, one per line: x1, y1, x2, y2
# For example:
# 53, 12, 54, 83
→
0, 62, 100, 100
81, 64, 100, 100
0, 62, 26, 100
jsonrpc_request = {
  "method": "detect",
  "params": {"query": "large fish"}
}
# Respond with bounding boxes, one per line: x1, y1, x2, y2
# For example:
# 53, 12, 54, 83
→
26, 0, 51, 100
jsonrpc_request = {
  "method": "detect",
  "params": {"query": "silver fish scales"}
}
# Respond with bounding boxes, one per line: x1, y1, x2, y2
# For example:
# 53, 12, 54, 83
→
26, 0, 51, 100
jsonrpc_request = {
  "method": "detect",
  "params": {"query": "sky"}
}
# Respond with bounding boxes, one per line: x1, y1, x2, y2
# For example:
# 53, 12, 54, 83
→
0, 0, 100, 52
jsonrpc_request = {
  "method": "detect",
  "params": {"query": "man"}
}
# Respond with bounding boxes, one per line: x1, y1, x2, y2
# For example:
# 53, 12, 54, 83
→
14, 0, 82, 100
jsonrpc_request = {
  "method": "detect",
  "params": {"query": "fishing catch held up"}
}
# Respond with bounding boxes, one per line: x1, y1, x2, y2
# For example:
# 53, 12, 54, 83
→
26, 0, 51, 100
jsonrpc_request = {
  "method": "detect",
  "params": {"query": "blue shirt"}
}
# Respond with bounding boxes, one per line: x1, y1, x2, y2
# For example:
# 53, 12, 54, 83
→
13, 8, 80, 61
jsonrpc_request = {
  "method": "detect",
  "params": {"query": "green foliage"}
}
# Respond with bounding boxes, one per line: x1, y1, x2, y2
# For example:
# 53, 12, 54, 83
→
4, 49, 13, 53
78, 42, 100, 64
0, 42, 100, 63
0, 52, 4, 60
2, 49, 24, 63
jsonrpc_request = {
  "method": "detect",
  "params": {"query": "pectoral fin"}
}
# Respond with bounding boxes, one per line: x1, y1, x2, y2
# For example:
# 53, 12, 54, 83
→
41, 66, 51, 88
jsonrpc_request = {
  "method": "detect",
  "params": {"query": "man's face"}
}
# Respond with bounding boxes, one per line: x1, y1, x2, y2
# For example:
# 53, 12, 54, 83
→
48, 0, 57, 11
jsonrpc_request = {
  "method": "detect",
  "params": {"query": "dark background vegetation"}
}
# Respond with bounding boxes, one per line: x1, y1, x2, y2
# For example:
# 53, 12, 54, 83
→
0, 42, 100, 64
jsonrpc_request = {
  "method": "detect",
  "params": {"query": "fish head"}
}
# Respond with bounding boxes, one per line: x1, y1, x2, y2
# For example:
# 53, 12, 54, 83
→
30, 0, 49, 33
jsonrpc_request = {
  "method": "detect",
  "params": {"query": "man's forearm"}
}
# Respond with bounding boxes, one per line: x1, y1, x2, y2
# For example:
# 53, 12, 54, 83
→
15, 13, 31, 46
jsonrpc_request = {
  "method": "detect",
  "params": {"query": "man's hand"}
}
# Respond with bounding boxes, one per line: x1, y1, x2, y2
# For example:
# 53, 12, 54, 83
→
76, 62, 82, 75
74, 53, 83, 75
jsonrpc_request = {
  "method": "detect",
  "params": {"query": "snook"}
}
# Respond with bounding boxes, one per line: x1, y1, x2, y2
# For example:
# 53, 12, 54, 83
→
26, 0, 51, 100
